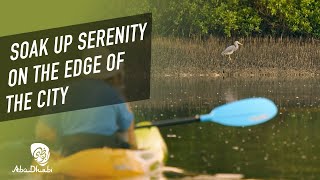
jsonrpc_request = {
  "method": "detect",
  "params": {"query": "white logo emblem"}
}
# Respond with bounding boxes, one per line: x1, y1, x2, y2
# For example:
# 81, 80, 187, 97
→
12, 143, 52, 173
30, 143, 50, 166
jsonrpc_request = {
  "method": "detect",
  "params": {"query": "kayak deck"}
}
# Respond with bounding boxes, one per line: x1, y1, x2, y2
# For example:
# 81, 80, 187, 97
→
44, 121, 167, 178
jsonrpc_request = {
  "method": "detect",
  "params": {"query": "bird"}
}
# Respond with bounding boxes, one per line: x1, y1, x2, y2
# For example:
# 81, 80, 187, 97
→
221, 41, 243, 60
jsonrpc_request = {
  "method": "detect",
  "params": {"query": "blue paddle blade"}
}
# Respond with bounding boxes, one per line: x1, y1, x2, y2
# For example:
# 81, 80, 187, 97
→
200, 98, 278, 127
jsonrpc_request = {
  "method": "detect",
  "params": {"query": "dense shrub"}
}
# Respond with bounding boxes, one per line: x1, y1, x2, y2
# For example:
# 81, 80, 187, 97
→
132, 0, 320, 37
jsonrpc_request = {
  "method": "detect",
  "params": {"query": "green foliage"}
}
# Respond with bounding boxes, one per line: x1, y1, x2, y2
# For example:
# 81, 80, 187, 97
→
138, 0, 320, 37
256, 0, 319, 36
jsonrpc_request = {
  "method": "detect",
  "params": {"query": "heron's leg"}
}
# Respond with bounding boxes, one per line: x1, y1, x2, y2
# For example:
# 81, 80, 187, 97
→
228, 55, 231, 60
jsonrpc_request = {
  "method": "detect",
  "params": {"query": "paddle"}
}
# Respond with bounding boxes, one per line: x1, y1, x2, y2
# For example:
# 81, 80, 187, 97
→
136, 97, 278, 128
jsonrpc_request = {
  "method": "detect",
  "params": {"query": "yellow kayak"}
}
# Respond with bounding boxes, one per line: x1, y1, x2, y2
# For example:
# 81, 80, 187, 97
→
45, 122, 168, 179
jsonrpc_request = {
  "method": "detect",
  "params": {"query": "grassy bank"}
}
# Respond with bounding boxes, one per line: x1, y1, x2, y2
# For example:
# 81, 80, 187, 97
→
152, 37, 320, 78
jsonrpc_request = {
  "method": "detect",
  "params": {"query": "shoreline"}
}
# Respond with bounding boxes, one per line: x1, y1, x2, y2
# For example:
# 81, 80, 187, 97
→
152, 68, 319, 79
151, 37, 320, 80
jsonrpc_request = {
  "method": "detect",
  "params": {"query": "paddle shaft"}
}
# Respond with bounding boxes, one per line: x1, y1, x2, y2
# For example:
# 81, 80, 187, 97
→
135, 98, 277, 128
135, 116, 200, 129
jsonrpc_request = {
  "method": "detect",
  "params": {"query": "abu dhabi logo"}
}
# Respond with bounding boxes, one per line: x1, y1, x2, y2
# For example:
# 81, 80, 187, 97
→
12, 143, 52, 173
31, 143, 50, 166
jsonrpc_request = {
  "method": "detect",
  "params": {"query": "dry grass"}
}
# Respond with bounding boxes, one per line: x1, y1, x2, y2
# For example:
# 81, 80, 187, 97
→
152, 36, 320, 77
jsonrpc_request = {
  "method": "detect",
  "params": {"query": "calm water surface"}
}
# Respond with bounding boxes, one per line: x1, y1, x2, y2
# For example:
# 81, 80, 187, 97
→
1, 77, 320, 180
132, 77, 320, 179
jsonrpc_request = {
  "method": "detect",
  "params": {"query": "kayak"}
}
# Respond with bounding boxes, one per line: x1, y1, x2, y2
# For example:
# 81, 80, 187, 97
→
45, 121, 168, 179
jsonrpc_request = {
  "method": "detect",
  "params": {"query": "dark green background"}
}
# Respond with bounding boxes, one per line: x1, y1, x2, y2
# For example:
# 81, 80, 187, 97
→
0, 1, 149, 37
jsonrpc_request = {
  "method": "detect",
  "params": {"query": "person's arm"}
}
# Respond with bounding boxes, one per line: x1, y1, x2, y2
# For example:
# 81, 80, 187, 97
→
35, 120, 57, 143
127, 120, 137, 149
117, 103, 137, 149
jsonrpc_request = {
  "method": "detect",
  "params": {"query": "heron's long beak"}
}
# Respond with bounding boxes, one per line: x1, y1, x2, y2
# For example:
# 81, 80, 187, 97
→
239, 42, 243, 45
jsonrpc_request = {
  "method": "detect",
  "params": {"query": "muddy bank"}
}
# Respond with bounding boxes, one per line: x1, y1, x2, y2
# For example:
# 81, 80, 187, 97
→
152, 68, 318, 79
151, 37, 320, 79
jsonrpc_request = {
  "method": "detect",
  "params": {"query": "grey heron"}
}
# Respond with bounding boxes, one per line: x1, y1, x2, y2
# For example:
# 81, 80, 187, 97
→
221, 41, 243, 60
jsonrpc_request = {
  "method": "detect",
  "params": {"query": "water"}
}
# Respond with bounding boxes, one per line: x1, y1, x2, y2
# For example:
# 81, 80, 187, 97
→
1, 77, 320, 179
132, 77, 320, 179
